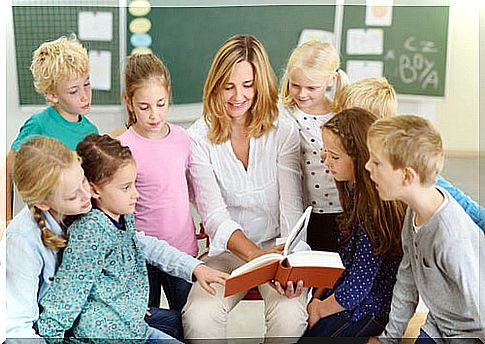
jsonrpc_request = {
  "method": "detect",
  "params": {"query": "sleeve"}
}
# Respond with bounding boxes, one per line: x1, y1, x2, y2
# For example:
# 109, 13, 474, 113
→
10, 116, 43, 152
276, 119, 303, 238
37, 218, 106, 338
6, 233, 44, 339
436, 175, 485, 232
188, 131, 244, 256
381, 241, 419, 341
333, 225, 385, 310
135, 231, 202, 283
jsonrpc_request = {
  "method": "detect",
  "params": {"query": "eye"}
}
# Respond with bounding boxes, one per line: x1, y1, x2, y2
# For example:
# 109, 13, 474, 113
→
66, 195, 78, 201
69, 89, 78, 95
84, 81, 91, 87
138, 105, 149, 111
243, 82, 253, 88
331, 155, 340, 160
157, 101, 166, 108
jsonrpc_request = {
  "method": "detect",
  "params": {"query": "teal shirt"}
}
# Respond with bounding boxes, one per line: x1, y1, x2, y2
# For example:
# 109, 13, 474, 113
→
11, 106, 98, 151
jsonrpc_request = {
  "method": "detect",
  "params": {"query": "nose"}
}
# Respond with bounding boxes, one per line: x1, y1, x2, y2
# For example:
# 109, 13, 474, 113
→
364, 160, 371, 173
298, 88, 307, 98
80, 183, 91, 201
321, 150, 330, 168
133, 185, 140, 199
233, 86, 244, 101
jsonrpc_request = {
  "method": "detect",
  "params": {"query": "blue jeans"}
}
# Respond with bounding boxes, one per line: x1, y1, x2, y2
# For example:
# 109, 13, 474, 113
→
301, 313, 388, 341
144, 307, 183, 341
415, 329, 436, 343
147, 264, 193, 312
146, 326, 182, 343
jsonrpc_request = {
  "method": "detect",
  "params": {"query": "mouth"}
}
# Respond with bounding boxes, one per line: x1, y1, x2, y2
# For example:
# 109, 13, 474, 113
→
148, 122, 161, 128
81, 104, 90, 110
229, 100, 247, 109
82, 201, 92, 210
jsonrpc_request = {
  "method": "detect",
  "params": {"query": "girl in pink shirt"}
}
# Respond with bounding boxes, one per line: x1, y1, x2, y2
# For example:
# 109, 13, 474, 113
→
118, 52, 197, 312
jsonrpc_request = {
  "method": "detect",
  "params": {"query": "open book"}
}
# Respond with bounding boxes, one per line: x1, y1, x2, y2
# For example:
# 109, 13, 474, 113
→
224, 206, 345, 297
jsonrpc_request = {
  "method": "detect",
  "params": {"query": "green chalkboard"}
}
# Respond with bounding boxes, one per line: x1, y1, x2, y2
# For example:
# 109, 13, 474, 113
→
341, 5, 449, 97
127, 5, 336, 104
13, 5, 120, 105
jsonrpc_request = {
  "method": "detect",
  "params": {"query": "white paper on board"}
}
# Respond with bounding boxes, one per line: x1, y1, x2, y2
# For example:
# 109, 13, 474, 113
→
298, 29, 335, 46
346, 60, 383, 82
365, 0, 393, 26
89, 50, 111, 91
346, 28, 384, 55
78, 11, 113, 41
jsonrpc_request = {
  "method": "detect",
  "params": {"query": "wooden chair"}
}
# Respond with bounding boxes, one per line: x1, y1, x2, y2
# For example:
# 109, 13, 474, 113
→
195, 223, 263, 301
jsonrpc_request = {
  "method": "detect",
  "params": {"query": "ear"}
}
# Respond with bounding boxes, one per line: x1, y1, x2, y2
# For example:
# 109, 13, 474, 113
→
44, 92, 58, 105
90, 182, 101, 199
124, 94, 134, 113
326, 74, 336, 88
402, 167, 418, 186
32, 200, 51, 212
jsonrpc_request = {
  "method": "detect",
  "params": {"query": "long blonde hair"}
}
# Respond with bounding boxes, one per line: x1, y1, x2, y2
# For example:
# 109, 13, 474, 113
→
280, 40, 349, 113
203, 34, 279, 144
13, 137, 78, 249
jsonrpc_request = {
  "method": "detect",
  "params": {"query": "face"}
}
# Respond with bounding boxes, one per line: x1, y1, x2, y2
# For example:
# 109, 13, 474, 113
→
222, 61, 255, 122
92, 161, 139, 221
47, 73, 92, 121
365, 139, 403, 201
288, 67, 333, 114
129, 79, 170, 139
321, 129, 355, 183
43, 161, 92, 218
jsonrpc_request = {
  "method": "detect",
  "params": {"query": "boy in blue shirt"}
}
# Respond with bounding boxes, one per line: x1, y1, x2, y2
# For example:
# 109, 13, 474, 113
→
6, 34, 98, 221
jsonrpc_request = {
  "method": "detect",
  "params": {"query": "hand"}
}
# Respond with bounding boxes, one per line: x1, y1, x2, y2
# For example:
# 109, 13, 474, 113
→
307, 298, 324, 329
193, 264, 230, 296
272, 280, 304, 299
145, 307, 152, 317
366, 336, 381, 344
246, 244, 284, 262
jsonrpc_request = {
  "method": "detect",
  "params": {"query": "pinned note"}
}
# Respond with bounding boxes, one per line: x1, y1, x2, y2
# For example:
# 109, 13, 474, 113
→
298, 29, 335, 46
346, 60, 383, 82
89, 50, 111, 91
366, 0, 393, 26
78, 11, 113, 41
346, 28, 384, 55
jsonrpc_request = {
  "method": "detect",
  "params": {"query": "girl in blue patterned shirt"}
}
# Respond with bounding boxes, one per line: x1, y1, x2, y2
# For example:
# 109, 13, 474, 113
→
37, 134, 228, 342
301, 108, 407, 339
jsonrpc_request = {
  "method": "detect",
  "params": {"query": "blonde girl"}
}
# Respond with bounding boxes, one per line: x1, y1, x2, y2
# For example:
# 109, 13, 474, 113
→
279, 40, 350, 252
118, 52, 197, 312
6, 136, 92, 338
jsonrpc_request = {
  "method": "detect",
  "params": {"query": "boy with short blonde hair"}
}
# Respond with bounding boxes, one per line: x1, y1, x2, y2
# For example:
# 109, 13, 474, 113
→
6, 34, 98, 221
366, 115, 484, 342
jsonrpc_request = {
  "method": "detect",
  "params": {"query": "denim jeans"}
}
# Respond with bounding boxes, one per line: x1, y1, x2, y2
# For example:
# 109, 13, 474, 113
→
302, 313, 388, 340
146, 325, 182, 343
147, 263, 193, 312
144, 307, 183, 341
414, 329, 436, 344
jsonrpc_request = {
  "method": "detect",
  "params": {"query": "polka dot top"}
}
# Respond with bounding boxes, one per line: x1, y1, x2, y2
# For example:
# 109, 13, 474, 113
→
324, 220, 402, 322
279, 104, 342, 214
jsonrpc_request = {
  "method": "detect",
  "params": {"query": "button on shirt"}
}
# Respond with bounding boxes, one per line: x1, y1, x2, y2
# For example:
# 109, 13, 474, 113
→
188, 117, 303, 257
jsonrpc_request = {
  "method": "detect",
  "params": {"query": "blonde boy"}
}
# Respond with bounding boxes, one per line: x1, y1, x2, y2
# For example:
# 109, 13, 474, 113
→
366, 115, 484, 341
338, 77, 485, 232
6, 34, 98, 221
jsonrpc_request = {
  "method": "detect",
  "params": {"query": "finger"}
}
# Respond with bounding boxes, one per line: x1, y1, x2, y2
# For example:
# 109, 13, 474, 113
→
274, 281, 285, 295
200, 281, 216, 296
285, 281, 294, 296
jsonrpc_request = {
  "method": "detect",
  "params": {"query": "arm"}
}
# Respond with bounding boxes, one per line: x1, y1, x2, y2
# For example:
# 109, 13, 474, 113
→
6, 150, 15, 222
37, 219, 105, 338
6, 232, 44, 339
276, 119, 303, 238
436, 175, 485, 232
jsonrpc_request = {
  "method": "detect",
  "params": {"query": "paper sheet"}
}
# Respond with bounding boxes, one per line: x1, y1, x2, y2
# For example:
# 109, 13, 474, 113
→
365, 0, 393, 26
78, 11, 113, 41
346, 28, 384, 55
298, 29, 335, 46
346, 60, 384, 82
89, 50, 111, 91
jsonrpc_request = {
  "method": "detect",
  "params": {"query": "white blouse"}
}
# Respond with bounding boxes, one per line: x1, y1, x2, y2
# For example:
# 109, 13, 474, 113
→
188, 116, 303, 257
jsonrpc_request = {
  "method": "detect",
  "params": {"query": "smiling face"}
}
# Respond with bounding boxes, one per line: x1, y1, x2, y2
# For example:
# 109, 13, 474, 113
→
222, 61, 255, 122
46, 73, 92, 122
321, 129, 355, 183
92, 161, 139, 221
129, 78, 170, 139
288, 67, 333, 115
365, 139, 403, 201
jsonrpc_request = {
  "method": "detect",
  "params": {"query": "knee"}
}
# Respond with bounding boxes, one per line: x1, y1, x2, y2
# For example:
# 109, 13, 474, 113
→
264, 296, 308, 337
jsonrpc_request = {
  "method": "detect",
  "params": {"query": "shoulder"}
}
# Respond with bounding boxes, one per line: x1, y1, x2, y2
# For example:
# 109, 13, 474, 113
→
80, 116, 99, 132
169, 123, 191, 143
272, 115, 300, 145
69, 209, 111, 235
118, 127, 135, 145
187, 118, 210, 142
6, 207, 39, 239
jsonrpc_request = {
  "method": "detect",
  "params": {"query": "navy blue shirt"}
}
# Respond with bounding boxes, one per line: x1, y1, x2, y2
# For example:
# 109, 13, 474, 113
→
324, 222, 402, 322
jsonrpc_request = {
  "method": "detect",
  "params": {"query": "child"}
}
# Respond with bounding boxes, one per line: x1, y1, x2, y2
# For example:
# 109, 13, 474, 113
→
6, 136, 92, 338
279, 40, 350, 252
6, 34, 98, 222
37, 134, 228, 341
118, 52, 197, 312
335, 77, 485, 231
366, 115, 484, 341
302, 108, 407, 338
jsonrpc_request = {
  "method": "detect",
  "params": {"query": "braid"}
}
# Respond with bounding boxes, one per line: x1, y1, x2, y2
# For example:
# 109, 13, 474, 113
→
31, 205, 67, 250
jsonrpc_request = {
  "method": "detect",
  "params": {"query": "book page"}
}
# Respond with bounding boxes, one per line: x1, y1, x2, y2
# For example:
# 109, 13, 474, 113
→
283, 206, 312, 255
286, 251, 344, 269
230, 253, 283, 277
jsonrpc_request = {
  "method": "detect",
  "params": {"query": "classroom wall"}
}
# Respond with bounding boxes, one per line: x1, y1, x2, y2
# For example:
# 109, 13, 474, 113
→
6, 1, 480, 154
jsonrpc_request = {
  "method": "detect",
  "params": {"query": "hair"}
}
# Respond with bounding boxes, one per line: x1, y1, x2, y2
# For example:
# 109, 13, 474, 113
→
323, 108, 406, 255
280, 40, 350, 112
76, 134, 134, 187
30, 33, 89, 95
123, 52, 172, 128
13, 137, 79, 249
367, 114, 444, 186
334, 77, 397, 119
203, 34, 279, 144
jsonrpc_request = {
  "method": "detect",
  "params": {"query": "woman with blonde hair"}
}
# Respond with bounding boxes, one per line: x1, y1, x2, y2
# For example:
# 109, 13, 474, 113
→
182, 34, 308, 339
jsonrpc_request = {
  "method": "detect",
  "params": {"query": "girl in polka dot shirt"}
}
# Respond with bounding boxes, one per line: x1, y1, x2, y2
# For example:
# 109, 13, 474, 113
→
279, 40, 350, 252
302, 108, 407, 338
